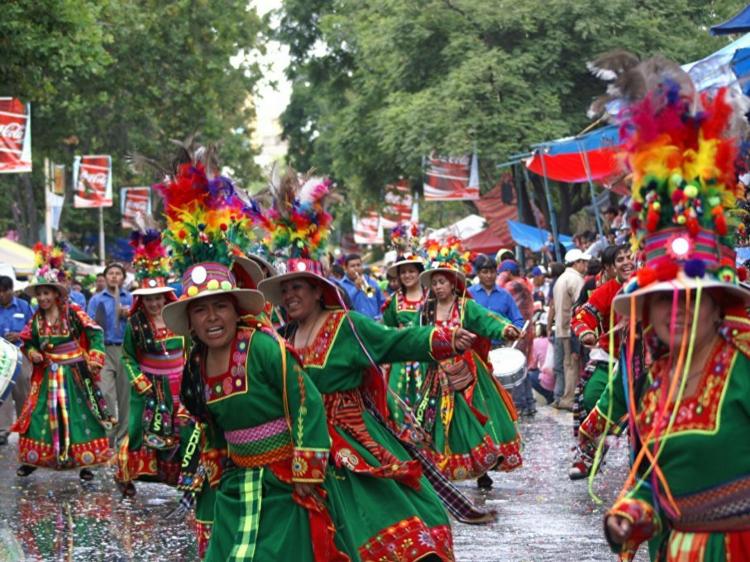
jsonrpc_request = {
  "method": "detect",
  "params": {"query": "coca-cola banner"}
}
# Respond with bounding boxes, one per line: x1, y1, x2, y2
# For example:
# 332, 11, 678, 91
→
120, 187, 151, 229
0, 98, 32, 173
73, 155, 113, 208
380, 179, 413, 229
353, 212, 384, 245
423, 152, 480, 201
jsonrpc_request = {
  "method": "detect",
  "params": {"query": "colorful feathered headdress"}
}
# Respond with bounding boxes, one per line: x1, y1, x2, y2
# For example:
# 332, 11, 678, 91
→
423, 235, 475, 277
155, 162, 259, 276
250, 168, 334, 263
614, 82, 750, 309
129, 229, 175, 296
27, 243, 70, 297
386, 223, 425, 277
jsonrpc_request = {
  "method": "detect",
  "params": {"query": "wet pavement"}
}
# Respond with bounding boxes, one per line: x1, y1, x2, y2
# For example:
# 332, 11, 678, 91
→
0, 406, 641, 561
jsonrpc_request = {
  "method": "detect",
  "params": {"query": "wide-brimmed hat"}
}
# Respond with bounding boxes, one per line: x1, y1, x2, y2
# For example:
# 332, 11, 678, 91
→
162, 262, 265, 335
232, 255, 270, 290
258, 258, 344, 309
386, 254, 425, 278
25, 281, 68, 299
419, 267, 466, 292
132, 276, 175, 297
420, 235, 474, 292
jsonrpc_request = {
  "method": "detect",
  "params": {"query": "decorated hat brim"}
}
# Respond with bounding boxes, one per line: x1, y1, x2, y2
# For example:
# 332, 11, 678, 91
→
613, 275, 750, 318
162, 288, 265, 336
419, 267, 466, 291
258, 271, 345, 310
25, 282, 68, 299
386, 258, 425, 278
131, 286, 176, 297
232, 256, 266, 289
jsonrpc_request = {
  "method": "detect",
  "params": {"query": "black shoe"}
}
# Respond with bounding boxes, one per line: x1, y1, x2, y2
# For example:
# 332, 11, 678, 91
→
0, 432, 8, 446
79, 468, 94, 481
117, 481, 136, 498
16, 465, 37, 477
477, 473, 493, 490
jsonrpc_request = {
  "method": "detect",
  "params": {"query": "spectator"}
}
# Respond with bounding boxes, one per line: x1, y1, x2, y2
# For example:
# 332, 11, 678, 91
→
528, 323, 554, 404
337, 253, 385, 320
0, 275, 32, 446
385, 270, 400, 295
94, 273, 106, 294
468, 256, 524, 346
67, 278, 87, 309
529, 266, 548, 305
87, 262, 133, 443
550, 249, 589, 410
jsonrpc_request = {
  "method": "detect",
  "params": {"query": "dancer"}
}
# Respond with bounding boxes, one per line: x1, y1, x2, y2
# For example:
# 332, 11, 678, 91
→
382, 223, 427, 425
258, 173, 480, 561
13, 244, 113, 480
159, 161, 344, 562
594, 71, 750, 561
115, 230, 187, 497
415, 238, 522, 489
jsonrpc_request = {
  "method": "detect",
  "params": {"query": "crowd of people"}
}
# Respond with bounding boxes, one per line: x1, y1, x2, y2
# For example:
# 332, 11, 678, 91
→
1, 66, 749, 562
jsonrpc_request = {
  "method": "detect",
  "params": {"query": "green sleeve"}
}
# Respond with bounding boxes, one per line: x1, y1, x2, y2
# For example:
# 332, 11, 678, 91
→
462, 298, 512, 340
20, 316, 41, 359
382, 295, 398, 327
122, 324, 152, 393
346, 311, 452, 366
607, 480, 663, 555
262, 336, 330, 483
80, 314, 106, 369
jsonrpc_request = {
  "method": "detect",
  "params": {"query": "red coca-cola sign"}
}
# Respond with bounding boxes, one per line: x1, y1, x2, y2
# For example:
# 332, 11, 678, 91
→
74, 155, 113, 208
121, 187, 151, 228
0, 98, 32, 174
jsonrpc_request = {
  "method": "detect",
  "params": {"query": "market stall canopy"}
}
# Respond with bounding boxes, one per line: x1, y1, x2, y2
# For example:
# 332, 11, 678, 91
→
0, 238, 35, 277
711, 5, 750, 35
507, 220, 574, 252
463, 228, 508, 255
473, 183, 516, 248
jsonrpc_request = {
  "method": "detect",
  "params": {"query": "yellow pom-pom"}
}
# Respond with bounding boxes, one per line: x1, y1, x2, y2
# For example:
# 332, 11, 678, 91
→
677, 215, 686, 224
187, 286, 199, 297
684, 185, 699, 199
220, 280, 232, 290
440, 248, 449, 257
207, 279, 219, 290
653, 201, 661, 211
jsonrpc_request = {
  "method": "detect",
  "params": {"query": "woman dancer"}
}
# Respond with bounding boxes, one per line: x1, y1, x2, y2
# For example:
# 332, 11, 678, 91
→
14, 244, 112, 480
415, 238, 522, 489
258, 174, 479, 561
596, 73, 750, 561
115, 230, 187, 497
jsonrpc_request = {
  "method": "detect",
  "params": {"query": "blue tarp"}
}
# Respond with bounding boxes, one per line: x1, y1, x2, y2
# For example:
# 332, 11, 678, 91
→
507, 220, 574, 252
712, 5, 750, 35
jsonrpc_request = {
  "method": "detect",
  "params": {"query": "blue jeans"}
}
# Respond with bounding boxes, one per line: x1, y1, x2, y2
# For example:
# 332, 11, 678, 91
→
511, 373, 535, 411
528, 368, 554, 404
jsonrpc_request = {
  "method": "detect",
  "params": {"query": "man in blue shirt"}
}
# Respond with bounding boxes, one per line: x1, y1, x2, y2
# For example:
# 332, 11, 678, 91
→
468, 256, 524, 342
87, 263, 132, 443
68, 279, 87, 309
0, 275, 33, 445
337, 253, 385, 320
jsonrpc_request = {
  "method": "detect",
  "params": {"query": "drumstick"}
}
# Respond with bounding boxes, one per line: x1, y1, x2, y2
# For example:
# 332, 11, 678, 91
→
511, 320, 531, 350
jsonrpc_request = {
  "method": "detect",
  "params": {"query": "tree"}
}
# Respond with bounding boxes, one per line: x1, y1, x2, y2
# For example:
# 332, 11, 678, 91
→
278, 0, 745, 233
0, 0, 266, 252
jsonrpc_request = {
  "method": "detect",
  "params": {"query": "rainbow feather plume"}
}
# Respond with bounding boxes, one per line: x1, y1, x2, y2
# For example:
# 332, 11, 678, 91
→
130, 229, 170, 282
31, 243, 69, 285
424, 235, 475, 276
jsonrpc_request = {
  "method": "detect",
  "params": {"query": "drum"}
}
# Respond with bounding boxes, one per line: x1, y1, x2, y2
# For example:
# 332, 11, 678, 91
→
0, 337, 21, 406
488, 347, 527, 389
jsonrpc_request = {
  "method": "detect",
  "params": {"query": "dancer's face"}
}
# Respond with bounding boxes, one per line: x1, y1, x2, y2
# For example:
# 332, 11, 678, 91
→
646, 291, 721, 349
280, 279, 323, 321
398, 264, 421, 290
142, 294, 167, 318
188, 295, 239, 349
431, 273, 455, 301
613, 249, 634, 283
36, 287, 59, 311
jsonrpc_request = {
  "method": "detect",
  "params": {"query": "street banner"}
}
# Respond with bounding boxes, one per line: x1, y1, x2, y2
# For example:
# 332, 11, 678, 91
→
0, 98, 32, 173
423, 152, 480, 201
381, 179, 413, 228
120, 187, 151, 229
53, 164, 66, 195
46, 191, 65, 230
73, 155, 113, 208
353, 212, 384, 245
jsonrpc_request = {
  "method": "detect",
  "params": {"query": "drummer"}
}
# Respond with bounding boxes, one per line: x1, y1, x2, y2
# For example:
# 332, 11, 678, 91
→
414, 238, 523, 489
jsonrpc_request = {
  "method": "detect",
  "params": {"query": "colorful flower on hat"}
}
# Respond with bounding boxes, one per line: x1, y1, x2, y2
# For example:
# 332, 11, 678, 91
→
130, 229, 170, 284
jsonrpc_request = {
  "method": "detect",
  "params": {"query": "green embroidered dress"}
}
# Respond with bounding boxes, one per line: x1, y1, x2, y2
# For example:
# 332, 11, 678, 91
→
116, 313, 188, 486
602, 312, 750, 561
183, 326, 337, 562
383, 292, 426, 426
13, 304, 112, 469
416, 297, 522, 480
290, 310, 456, 562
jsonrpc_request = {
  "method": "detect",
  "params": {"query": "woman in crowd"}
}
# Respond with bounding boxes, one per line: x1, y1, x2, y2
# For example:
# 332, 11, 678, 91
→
14, 244, 112, 480
115, 230, 187, 497
414, 238, 522, 490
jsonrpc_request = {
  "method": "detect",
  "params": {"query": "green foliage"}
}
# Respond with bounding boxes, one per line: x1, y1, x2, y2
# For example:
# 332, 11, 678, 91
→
278, 0, 746, 231
0, 0, 266, 252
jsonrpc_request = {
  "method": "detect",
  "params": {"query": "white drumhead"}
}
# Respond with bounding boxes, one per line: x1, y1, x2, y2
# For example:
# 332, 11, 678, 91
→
488, 347, 526, 376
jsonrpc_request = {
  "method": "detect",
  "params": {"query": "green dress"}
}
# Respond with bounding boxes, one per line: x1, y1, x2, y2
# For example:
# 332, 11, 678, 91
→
116, 311, 188, 485
604, 313, 750, 561
415, 297, 522, 480
181, 325, 340, 562
291, 310, 456, 562
383, 291, 426, 426
13, 304, 112, 469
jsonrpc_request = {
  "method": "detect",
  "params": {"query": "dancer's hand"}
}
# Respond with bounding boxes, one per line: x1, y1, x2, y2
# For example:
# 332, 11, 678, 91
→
452, 328, 476, 351
29, 350, 43, 364
503, 325, 520, 341
581, 333, 596, 347
605, 514, 632, 545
